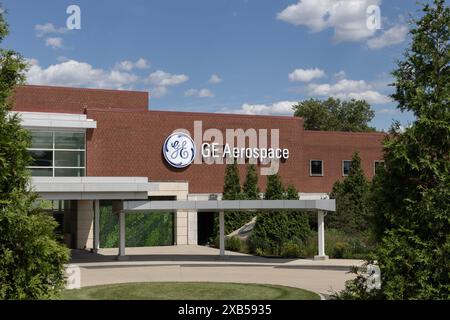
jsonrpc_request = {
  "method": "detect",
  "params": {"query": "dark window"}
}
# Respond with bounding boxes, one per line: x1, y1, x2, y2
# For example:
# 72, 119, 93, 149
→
374, 161, 385, 174
55, 132, 85, 150
343, 160, 352, 176
29, 150, 53, 167
28, 130, 86, 177
310, 160, 323, 176
29, 168, 53, 177
30, 131, 53, 149
55, 168, 85, 177
55, 151, 85, 167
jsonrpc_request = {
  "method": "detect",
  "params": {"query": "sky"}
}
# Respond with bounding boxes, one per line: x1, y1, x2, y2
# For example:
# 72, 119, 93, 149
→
1, 0, 429, 131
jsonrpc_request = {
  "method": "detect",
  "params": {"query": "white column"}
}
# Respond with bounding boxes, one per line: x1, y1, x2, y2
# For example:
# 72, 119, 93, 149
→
93, 200, 100, 253
314, 210, 329, 261
219, 211, 225, 257
117, 211, 128, 260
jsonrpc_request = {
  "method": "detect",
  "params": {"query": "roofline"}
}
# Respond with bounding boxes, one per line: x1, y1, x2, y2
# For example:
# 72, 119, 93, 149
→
86, 107, 304, 122
17, 84, 149, 96
304, 130, 386, 135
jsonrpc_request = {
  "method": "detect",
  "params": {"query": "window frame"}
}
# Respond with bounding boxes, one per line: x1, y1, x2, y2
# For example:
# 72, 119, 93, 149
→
342, 160, 352, 177
27, 129, 86, 177
374, 160, 385, 175
310, 159, 324, 177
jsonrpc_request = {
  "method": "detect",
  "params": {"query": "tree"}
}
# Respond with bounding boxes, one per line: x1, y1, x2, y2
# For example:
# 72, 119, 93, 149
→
0, 8, 70, 299
293, 98, 376, 132
341, 0, 450, 299
243, 164, 260, 200
250, 175, 310, 254
328, 152, 372, 234
217, 161, 249, 235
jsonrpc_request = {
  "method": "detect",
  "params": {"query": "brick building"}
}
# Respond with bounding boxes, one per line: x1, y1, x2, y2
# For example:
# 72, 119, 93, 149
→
11, 85, 385, 250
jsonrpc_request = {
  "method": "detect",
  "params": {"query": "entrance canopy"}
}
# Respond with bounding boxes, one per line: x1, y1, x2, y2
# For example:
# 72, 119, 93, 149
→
115, 199, 335, 261
122, 199, 335, 212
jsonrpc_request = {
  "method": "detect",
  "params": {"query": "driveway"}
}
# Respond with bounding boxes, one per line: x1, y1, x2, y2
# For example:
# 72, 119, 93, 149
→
69, 246, 364, 296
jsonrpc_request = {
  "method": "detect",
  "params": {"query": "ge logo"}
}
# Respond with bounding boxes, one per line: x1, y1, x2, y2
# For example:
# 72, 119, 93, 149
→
163, 132, 196, 168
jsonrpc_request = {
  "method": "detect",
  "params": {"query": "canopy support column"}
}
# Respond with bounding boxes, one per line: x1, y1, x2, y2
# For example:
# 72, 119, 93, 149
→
93, 200, 100, 253
116, 211, 129, 260
219, 211, 225, 257
314, 210, 329, 261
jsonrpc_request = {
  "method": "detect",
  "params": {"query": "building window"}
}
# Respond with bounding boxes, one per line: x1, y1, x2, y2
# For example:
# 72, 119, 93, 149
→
28, 130, 86, 177
342, 160, 352, 176
374, 160, 385, 175
310, 160, 323, 176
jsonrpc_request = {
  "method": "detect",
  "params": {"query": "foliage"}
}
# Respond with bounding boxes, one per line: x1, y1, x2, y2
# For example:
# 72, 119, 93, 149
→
0, 7, 70, 299
341, 0, 450, 300
99, 202, 174, 248
328, 152, 372, 234
297, 229, 376, 260
249, 176, 311, 255
292, 98, 376, 132
242, 164, 260, 199
225, 236, 242, 252
217, 163, 256, 235
280, 242, 304, 258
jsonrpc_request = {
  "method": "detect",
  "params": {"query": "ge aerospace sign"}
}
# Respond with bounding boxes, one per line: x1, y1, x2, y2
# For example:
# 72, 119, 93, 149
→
163, 132, 196, 168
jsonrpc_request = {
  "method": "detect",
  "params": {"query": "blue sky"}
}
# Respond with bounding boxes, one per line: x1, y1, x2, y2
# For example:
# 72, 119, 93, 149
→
2, 0, 426, 130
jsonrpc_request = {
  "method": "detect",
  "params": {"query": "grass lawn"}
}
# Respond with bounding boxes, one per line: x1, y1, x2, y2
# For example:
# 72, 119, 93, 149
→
60, 282, 320, 300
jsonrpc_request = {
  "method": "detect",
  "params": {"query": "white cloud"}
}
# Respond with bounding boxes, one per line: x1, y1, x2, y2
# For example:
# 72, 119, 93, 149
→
148, 70, 189, 87
26, 59, 139, 89
116, 58, 150, 71
185, 88, 215, 98
151, 86, 169, 98
277, 0, 381, 42
306, 78, 391, 104
222, 101, 297, 115
135, 58, 150, 69
334, 70, 346, 80
35, 23, 67, 37
208, 74, 222, 84
367, 24, 408, 49
45, 37, 63, 49
289, 68, 325, 82
378, 108, 398, 115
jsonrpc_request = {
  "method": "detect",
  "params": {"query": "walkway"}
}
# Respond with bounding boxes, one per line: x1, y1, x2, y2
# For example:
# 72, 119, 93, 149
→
69, 246, 365, 297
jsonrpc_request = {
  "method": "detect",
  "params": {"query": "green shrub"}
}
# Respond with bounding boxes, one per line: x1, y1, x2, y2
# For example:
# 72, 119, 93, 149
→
225, 236, 242, 252
280, 242, 304, 258
333, 242, 350, 259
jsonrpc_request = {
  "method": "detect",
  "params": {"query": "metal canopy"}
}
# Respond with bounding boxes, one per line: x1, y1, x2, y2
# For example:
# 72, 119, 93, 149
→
112, 199, 335, 261
122, 199, 336, 213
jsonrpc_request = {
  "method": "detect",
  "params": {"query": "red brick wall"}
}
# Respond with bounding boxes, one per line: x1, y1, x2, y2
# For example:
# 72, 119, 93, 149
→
86, 109, 386, 193
86, 109, 305, 193
12, 85, 149, 114
13, 85, 386, 194
302, 131, 385, 193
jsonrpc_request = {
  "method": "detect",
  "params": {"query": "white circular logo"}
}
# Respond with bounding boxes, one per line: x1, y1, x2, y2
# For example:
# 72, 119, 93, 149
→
163, 132, 196, 168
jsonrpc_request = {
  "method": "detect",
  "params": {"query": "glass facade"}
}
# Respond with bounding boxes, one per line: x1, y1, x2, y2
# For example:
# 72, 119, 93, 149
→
28, 131, 86, 177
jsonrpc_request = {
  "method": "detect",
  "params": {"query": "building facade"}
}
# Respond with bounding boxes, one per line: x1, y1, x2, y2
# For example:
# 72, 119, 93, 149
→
11, 85, 385, 250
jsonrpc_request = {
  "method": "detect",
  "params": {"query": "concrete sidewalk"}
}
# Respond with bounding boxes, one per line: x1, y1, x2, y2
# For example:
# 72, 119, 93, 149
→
69, 246, 364, 296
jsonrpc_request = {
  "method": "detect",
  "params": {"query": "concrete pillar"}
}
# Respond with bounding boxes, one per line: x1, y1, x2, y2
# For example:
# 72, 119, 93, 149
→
93, 200, 100, 253
76, 200, 94, 250
314, 210, 329, 261
117, 211, 128, 260
176, 210, 188, 245
187, 210, 198, 245
219, 211, 225, 257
